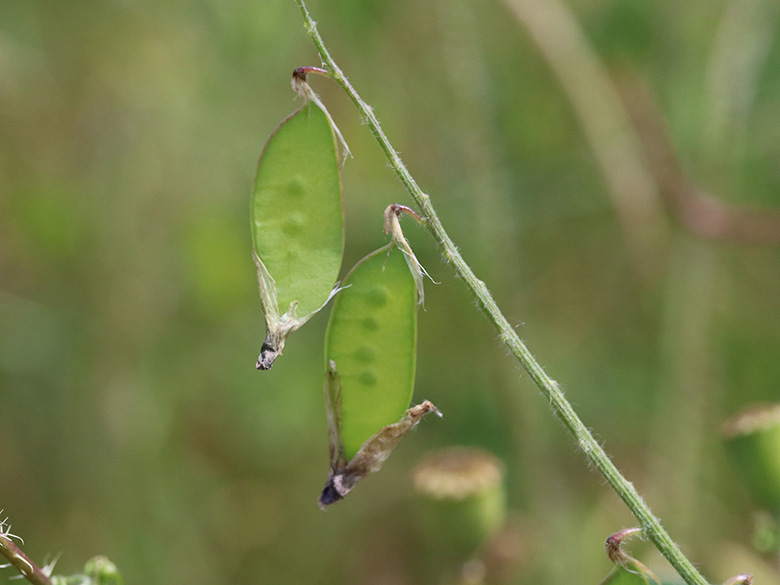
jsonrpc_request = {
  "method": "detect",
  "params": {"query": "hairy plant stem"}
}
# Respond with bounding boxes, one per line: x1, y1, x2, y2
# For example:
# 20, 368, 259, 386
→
0, 532, 52, 585
293, 2, 710, 584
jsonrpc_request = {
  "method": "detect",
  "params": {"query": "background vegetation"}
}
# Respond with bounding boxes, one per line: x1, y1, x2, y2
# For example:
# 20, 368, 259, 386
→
2, 0, 780, 583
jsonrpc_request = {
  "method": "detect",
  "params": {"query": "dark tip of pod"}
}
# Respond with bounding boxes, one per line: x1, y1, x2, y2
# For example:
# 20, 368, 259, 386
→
256, 339, 279, 370
318, 483, 342, 510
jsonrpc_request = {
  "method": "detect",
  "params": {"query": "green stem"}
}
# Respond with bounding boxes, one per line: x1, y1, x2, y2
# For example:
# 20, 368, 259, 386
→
293, 2, 711, 584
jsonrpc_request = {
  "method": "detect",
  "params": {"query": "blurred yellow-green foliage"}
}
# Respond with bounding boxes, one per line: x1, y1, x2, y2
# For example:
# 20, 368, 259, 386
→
2, 0, 780, 583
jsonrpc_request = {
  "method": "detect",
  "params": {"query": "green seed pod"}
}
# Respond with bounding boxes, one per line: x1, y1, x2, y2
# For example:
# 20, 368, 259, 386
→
412, 447, 506, 563
326, 244, 418, 457
723, 404, 780, 513
319, 243, 440, 508
251, 102, 344, 370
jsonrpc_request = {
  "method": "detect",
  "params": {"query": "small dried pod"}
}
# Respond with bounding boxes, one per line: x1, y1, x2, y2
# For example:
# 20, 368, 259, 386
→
722, 403, 780, 513
319, 243, 439, 508
251, 99, 344, 370
412, 447, 506, 563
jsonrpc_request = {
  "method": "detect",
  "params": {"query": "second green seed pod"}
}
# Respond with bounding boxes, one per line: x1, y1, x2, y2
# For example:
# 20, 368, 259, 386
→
325, 243, 418, 459
319, 242, 439, 508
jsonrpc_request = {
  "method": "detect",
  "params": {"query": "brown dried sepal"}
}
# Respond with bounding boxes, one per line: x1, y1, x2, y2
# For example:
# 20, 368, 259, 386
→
382, 203, 434, 306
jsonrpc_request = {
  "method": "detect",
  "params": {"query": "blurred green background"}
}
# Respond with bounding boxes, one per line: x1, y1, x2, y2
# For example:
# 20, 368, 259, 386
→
2, 0, 780, 583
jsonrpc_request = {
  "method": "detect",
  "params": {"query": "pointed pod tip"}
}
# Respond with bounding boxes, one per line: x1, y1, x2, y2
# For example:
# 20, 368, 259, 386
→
256, 353, 277, 370
318, 477, 345, 510
256, 339, 280, 370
